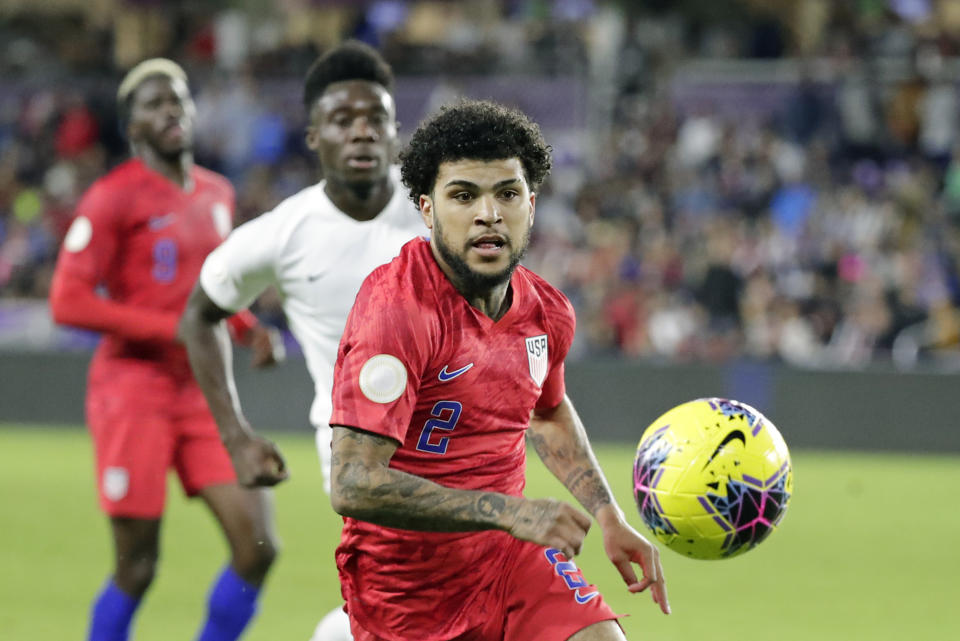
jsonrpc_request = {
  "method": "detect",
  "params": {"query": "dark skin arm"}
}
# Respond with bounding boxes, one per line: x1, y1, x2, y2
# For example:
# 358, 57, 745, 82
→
528, 394, 671, 614
329, 425, 593, 560
178, 282, 288, 487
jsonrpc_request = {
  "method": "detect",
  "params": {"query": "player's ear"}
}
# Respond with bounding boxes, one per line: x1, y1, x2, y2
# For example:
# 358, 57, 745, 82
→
528, 192, 536, 226
387, 119, 400, 162
305, 125, 320, 151
125, 118, 142, 147
419, 194, 433, 229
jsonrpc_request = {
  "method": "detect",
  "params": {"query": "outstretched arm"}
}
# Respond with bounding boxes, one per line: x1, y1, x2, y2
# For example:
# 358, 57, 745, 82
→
330, 425, 592, 560
50, 270, 181, 342
178, 281, 288, 487
529, 395, 671, 614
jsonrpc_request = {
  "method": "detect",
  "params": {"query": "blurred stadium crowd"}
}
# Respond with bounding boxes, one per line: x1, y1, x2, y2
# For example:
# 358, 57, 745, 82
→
3, 0, 960, 368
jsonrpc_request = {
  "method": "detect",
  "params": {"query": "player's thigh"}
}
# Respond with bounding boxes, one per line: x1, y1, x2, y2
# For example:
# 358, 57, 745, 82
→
566, 620, 626, 641
503, 543, 622, 641
87, 383, 175, 518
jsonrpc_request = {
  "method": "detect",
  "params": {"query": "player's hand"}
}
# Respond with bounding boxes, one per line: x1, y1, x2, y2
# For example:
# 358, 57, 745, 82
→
598, 509, 671, 614
227, 434, 290, 487
248, 325, 286, 369
507, 498, 592, 560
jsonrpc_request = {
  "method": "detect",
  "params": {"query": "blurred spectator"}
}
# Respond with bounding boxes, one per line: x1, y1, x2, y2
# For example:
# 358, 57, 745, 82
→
3, 0, 960, 370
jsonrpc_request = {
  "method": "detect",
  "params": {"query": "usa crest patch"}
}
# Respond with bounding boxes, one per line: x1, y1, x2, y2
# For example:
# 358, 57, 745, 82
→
525, 334, 548, 387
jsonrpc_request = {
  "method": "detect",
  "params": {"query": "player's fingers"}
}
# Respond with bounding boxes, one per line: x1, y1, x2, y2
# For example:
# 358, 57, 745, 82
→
254, 469, 288, 486
267, 455, 290, 484
571, 507, 592, 533
271, 449, 287, 472
627, 576, 654, 593
260, 442, 286, 472
613, 559, 640, 588
571, 533, 584, 557
651, 581, 671, 614
631, 545, 660, 583
556, 528, 585, 558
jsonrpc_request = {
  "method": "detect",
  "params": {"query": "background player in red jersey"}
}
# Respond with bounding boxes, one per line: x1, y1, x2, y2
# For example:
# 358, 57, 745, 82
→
49, 59, 281, 641
328, 100, 670, 641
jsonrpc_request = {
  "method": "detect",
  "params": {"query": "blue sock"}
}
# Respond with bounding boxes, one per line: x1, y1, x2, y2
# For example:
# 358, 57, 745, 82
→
195, 566, 261, 641
88, 580, 140, 641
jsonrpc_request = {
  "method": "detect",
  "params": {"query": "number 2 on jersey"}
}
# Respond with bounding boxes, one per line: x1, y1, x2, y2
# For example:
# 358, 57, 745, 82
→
416, 401, 462, 455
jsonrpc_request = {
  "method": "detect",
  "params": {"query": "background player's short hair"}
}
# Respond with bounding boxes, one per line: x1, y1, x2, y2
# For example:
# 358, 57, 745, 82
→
116, 58, 188, 131
400, 100, 553, 209
303, 40, 395, 114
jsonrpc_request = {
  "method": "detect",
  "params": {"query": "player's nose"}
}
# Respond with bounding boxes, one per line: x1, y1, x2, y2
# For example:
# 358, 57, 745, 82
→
349, 116, 378, 142
474, 195, 502, 225
161, 96, 185, 118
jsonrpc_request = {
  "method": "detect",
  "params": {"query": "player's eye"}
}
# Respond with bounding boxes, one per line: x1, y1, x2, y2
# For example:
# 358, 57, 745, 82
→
499, 190, 519, 201
451, 192, 474, 203
329, 112, 352, 127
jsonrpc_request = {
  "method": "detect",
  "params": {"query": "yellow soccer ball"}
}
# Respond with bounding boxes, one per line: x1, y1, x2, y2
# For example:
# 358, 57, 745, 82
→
633, 398, 793, 560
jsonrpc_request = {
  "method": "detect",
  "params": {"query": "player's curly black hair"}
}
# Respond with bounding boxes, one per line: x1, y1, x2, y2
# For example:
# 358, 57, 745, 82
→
400, 100, 552, 209
302, 40, 394, 113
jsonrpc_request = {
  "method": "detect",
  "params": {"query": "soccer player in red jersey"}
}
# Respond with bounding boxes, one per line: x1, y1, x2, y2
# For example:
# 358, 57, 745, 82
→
49, 59, 281, 641
328, 100, 670, 641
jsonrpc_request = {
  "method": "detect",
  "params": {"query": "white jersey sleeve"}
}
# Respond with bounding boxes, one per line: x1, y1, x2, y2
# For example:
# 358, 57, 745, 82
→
199, 213, 278, 312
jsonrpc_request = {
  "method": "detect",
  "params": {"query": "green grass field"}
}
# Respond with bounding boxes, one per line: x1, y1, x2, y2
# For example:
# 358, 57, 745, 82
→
1, 424, 957, 641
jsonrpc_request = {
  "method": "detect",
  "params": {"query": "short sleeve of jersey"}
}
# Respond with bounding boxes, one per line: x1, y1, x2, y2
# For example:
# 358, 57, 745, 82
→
199, 213, 277, 312
57, 179, 122, 283
330, 269, 430, 444
535, 287, 576, 411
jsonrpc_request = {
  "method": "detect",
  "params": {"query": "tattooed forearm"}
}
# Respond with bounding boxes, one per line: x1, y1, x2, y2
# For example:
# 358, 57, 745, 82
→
330, 426, 520, 532
529, 396, 617, 517
563, 467, 612, 516
339, 471, 517, 532
476, 493, 506, 519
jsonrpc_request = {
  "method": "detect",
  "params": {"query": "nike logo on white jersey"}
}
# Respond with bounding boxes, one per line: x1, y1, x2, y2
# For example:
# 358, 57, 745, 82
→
438, 363, 474, 381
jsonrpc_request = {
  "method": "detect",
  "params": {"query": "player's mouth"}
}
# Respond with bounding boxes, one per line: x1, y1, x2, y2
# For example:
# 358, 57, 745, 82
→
469, 234, 508, 258
345, 155, 379, 170
162, 123, 186, 141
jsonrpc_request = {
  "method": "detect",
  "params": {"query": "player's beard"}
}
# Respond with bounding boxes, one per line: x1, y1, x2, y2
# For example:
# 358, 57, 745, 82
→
432, 215, 530, 294
142, 122, 192, 163
143, 136, 191, 164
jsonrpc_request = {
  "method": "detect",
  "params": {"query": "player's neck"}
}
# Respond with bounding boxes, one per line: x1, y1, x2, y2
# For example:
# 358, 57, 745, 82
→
463, 281, 512, 321
434, 255, 513, 321
138, 148, 194, 190
324, 177, 393, 221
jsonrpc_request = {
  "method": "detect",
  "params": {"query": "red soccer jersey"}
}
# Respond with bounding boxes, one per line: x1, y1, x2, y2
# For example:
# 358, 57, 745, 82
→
50, 158, 234, 375
330, 237, 576, 639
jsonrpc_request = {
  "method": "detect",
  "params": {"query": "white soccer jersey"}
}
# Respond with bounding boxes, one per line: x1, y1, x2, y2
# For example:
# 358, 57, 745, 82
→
199, 169, 424, 488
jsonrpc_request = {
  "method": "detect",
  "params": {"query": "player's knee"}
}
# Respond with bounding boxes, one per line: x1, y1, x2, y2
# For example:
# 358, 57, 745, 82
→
114, 554, 158, 597
253, 535, 279, 571
235, 534, 279, 581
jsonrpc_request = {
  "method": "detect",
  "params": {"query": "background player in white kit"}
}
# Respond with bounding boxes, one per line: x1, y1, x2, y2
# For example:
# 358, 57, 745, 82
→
178, 41, 423, 641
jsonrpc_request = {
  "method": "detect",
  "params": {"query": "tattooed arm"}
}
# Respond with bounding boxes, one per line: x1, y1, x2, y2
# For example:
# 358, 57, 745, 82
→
529, 395, 672, 614
528, 394, 617, 517
330, 425, 592, 560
